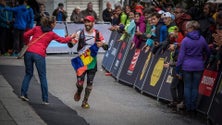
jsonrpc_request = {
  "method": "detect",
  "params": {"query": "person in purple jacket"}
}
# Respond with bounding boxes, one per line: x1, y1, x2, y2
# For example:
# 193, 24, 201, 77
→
176, 20, 210, 115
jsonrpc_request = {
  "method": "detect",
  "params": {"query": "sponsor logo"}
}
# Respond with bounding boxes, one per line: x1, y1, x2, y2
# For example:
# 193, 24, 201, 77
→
150, 58, 164, 86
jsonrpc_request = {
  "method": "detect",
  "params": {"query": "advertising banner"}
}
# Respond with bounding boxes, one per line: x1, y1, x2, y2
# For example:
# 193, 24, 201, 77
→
199, 69, 218, 97
134, 51, 154, 90
207, 73, 222, 125
197, 70, 220, 114
102, 31, 121, 71
110, 38, 130, 78
118, 42, 146, 85
141, 51, 169, 97
156, 51, 173, 101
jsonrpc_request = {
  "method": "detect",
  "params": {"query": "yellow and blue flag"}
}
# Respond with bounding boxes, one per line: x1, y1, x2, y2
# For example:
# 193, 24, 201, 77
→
71, 43, 99, 76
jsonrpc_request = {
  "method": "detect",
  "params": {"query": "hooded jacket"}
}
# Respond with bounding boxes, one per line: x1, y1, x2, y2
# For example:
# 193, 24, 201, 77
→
133, 16, 146, 48
176, 30, 210, 71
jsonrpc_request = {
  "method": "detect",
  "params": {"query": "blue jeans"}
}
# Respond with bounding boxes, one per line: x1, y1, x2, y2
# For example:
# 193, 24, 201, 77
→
21, 52, 48, 102
183, 70, 203, 111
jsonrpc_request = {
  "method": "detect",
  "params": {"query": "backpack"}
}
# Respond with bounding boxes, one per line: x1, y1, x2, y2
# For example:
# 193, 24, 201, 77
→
77, 29, 100, 51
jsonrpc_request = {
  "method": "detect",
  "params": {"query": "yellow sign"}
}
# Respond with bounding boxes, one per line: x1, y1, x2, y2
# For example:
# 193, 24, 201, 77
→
140, 52, 151, 80
150, 58, 164, 86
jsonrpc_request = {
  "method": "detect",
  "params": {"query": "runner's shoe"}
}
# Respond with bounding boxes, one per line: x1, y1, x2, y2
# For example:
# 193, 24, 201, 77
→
74, 92, 81, 102
81, 102, 90, 109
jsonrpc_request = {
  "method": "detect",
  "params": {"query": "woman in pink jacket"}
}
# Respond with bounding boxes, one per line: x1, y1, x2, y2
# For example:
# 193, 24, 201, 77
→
20, 16, 75, 104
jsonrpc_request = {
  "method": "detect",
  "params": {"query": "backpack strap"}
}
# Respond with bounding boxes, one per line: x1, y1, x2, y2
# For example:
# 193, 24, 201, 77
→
77, 30, 85, 51
95, 29, 100, 42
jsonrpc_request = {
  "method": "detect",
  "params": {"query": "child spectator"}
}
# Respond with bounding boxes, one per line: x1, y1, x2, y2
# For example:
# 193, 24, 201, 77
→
149, 12, 168, 55
164, 43, 184, 110
142, 22, 156, 53
118, 11, 136, 42
131, 12, 146, 49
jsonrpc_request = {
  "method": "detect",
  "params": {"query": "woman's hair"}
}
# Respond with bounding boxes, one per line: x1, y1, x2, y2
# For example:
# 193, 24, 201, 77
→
186, 20, 200, 30
40, 16, 56, 28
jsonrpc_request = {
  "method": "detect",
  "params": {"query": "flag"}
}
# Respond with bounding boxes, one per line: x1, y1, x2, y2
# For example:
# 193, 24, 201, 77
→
71, 43, 99, 76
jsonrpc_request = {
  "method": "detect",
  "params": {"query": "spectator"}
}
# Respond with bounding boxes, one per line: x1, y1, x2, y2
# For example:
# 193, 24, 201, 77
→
122, 5, 131, 25
161, 12, 184, 109
70, 6, 82, 23
115, 5, 128, 26
52, 2, 67, 21
142, 16, 156, 53
118, 11, 136, 42
164, 43, 184, 110
176, 20, 210, 115
4, 0, 31, 57
80, 2, 98, 22
108, 5, 127, 31
149, 12, 168, 55
102, 2, 113, 23
215, 8, 222, 26
140, 8, 156, 51
131, 12, 146, 49
164, 4, 175, 20
134, 3, 144, 16
0, 0, 13, 56
111, 10, 119, 25
198, 2, 216, 44
174, 4, 192, 36
25, 0, 34, 30
35, 3, 50, 26
124, 4, 131, 16
162, 12, 184, 50
209, 24, 222, 71
20, 16, 76, 104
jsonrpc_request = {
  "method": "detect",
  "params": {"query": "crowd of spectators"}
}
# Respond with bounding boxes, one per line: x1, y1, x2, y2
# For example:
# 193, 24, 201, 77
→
101, 0, 222, 116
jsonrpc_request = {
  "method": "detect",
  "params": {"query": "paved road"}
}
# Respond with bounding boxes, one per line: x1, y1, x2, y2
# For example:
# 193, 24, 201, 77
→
0, 54, 206, 125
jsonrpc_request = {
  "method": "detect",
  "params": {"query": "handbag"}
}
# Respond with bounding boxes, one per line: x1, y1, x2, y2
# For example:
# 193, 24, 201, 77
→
17, 33, 47, 59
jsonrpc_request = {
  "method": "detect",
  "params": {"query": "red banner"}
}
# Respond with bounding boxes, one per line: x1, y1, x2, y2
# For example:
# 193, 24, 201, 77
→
199, 69, 218, 97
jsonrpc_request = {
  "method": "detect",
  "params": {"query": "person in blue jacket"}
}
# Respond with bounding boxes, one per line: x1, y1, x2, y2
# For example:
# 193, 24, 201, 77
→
0, 0, 13, 56
25, 0, 34, 30
5, 0, 33, 57
149, 12, 168, 55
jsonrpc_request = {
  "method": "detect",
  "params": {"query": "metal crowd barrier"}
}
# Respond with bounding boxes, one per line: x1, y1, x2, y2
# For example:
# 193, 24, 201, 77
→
102, 31, 222, 121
